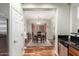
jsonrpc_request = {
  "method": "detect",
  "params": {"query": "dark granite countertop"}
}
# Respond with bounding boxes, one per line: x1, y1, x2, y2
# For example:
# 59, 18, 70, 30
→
59, 39, 79, 50
68, 43, 79, 51
58, 34, 79, 51
71, 33, 79, 34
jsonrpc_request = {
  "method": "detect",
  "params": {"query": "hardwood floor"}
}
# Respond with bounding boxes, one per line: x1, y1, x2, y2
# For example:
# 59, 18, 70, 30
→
23, 46, 55, 56
0, 48, 8, 56
23, 39, 55, 56
0, 34, 8, 56
23, 38, 55, 56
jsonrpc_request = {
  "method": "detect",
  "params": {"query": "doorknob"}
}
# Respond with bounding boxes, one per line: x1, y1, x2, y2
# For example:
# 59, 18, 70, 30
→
13, 40, 17, 43
21, 33, 24, 36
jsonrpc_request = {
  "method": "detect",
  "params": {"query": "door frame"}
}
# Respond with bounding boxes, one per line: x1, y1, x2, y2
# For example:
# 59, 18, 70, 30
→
25, 8, 58, 55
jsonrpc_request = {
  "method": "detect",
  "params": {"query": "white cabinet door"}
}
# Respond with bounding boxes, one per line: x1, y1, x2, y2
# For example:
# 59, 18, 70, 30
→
62, 44, 68, 56
59, 43, 63, 56
10, 8, 24, 56
59, 43, 68, 56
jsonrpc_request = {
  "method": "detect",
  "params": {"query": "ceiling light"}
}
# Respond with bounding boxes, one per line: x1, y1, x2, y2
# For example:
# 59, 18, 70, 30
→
37, 21, 41, 25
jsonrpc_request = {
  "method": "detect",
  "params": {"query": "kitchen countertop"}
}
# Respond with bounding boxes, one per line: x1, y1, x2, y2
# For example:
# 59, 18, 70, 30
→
70, 33, 79, 37
68, 43, 79, 51
59, 39, 79, 50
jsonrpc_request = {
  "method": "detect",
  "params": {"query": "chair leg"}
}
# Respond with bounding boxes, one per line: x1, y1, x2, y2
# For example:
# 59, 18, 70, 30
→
33, 39, 36, 44
43, 39, 44, 43
33, 39, 35, 43
41, 38, 43, 44
36, 40, 37, 43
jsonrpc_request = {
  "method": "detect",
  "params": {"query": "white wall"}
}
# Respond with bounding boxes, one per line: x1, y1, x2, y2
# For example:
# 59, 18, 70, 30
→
46, 19, 55, 40
77, 7, 79, 29
77, 6, 79, 30
0, 3, 9, 18
55, 4, 70, 35
70, 4, 77, 33
69, 4, 79, 33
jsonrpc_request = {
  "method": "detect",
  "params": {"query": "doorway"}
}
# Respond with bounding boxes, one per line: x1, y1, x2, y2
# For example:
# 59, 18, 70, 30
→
23, 8, 57, 56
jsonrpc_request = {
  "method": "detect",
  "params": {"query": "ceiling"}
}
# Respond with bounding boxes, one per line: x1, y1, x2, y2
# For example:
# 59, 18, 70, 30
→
24, 10, 56, 20
23, 10, 56, 24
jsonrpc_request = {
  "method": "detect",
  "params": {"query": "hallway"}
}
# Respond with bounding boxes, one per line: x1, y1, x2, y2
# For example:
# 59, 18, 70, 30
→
22, 4, 56, 56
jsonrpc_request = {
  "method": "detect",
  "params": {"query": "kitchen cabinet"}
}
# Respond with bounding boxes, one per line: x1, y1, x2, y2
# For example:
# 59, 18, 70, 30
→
69, 46, 79, 56
59, 42, 68, 56
59, 43, 63, 56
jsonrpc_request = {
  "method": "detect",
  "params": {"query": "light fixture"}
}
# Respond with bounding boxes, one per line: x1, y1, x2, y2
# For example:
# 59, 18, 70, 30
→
37, 21, 41, 25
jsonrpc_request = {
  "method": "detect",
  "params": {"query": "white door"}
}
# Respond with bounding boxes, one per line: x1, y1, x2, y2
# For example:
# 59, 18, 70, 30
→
11, 8, 24, 56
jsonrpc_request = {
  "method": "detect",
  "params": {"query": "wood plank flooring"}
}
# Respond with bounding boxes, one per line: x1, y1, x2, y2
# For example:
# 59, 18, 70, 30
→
0, 34, 8, 56
23, 38, 55, 56
23, 46, 55, 56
